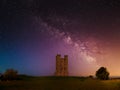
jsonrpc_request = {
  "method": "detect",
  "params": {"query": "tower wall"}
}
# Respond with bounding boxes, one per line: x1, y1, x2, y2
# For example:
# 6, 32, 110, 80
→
55, 54, 68, 76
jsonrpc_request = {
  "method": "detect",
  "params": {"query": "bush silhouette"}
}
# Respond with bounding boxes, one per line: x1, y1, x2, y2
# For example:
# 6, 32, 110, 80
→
88, 75, 93, 79
3, 69, 18, 80
96, 67, 109, 80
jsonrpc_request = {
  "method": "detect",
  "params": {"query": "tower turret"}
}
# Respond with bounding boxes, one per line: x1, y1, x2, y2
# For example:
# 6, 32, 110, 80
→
64, 55, 68, 76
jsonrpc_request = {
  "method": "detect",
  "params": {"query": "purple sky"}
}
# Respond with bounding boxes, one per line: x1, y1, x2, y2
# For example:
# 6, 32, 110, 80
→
0, 0, 120, 76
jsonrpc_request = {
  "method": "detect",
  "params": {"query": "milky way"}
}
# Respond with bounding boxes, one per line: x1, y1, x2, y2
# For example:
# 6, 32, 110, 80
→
26, 16, 105, 76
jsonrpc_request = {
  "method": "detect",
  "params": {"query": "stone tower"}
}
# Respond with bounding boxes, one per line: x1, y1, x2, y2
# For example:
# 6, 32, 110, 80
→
55, 54, 68, 76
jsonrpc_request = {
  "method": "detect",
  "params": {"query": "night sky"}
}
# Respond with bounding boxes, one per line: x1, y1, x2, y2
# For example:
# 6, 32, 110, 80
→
1, 0, 120, 76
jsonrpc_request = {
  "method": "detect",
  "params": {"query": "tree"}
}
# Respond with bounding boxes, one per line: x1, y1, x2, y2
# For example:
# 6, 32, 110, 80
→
96, 67, 109, 80
3, 69, 18, 80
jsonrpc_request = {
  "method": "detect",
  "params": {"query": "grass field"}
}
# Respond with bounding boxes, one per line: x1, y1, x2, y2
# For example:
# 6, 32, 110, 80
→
0, 76, 120, 90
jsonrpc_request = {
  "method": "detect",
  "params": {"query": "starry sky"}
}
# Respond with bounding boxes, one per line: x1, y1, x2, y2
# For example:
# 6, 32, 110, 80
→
0, 0, 120, 76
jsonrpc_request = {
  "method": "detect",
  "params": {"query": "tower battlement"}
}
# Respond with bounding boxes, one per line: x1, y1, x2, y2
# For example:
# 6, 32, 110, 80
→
55, 54, 68, 76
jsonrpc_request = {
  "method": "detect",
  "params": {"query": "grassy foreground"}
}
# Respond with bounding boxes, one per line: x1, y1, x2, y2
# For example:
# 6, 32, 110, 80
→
0, 76, 120, 90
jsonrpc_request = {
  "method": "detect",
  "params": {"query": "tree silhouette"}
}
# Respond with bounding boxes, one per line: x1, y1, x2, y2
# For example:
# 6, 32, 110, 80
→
3, 69, 18, 80
96, 67, 109, 80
